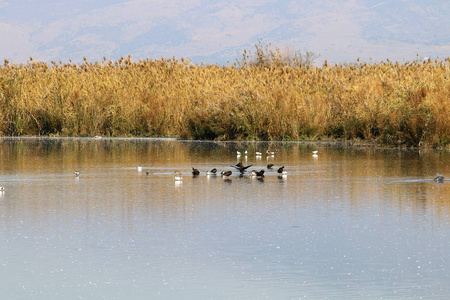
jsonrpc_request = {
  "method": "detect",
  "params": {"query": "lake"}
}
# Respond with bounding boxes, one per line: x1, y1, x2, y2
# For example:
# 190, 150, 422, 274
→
0, 138, 449, 299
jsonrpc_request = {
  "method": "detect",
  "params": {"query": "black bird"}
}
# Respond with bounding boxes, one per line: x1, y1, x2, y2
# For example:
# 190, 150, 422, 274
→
250, 170, 265, 177
434, 174, 445, 183
192, 168, 200, 176
232, 161, 253, 173
267, 164, 274, 169
207, 168, 217, 175
277, 166, 287, 174
256, 169, 265, 177
221, 170, 232, 177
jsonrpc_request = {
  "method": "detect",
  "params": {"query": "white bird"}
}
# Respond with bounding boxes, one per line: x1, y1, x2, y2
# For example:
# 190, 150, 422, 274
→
75, 171, 80, 177
266, 150, 278, 155
0, 186, 4, 191
312, 150, 318, 154
173, 171, 183, 181
237, 151, 241, 156
137, 166, 143, 171
256, 152, 262, 156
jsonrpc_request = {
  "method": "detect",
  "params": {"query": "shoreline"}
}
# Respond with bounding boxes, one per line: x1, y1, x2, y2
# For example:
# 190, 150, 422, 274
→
1, 136, 448, 151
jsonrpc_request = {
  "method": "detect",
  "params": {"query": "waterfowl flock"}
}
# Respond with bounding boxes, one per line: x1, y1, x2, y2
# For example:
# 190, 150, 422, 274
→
64, 149, 445, 186
164, 148, 288, 182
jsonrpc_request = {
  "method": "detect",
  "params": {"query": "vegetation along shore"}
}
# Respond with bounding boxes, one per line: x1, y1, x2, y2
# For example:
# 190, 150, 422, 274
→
0, 45, 449, 148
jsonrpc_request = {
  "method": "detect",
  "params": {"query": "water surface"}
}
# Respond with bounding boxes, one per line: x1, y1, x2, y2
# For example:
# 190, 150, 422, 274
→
1, 138, 449, 299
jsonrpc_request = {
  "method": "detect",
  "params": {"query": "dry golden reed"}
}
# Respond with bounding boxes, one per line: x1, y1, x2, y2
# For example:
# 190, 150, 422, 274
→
0, 54, 449, 147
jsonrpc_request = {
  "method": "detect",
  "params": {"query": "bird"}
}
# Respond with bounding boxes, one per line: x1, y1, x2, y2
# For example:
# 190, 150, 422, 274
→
137, 166, 143, 171
221, 170, 232, 177
249, 170, 265, 177
255, 169, 265, 177
173, 171, 183, 181
145, 171, 151, 176
192, 168, 200, 176
312, 150, 318, 155
256, 151, 262, 156
266, 150, 278, 155
267, 164, 274, 169
434, 174, 445, 183
75, 171, 80, 177
237, 151, 242, 156
277, 166, 287, 174
206, 168, 217, 175
0, 186, 4, 192
232, 162, 252, 173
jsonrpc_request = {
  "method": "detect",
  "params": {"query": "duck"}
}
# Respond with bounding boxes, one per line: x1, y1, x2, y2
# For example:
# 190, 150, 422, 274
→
312, 150, 318, 154
0, 186, 4, 192
277, 166, 287, 174
237, 151, 242, 156
255, 169, 265, 177
255, 152, 262, 156
137, 166, 143, 171
266, 150, 278, 155
75, 171, 80, 177
434, 174, 445, 183
173, 171, 183, 181
145, 171, 151, 176
206, 168, 217, 175
221, 170, 232, 177
249, 170, 265, 177
192, 168, 200, 176
267, 164, 274, 169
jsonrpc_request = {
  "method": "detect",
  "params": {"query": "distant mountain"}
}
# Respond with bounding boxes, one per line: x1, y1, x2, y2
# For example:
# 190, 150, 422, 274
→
0, 0, 449, 64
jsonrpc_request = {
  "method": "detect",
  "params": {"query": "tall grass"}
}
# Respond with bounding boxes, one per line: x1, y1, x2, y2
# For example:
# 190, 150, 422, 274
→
0, 52, 449, 147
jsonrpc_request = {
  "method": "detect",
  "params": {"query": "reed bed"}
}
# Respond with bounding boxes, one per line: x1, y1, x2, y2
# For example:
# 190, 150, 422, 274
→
0, 55, 449, 147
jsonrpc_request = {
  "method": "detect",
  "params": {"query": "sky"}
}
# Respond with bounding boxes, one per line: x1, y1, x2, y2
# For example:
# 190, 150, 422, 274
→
0, 0, 449, 65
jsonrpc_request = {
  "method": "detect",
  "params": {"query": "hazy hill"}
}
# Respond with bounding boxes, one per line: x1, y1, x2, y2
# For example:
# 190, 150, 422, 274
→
0, 0, 449, 64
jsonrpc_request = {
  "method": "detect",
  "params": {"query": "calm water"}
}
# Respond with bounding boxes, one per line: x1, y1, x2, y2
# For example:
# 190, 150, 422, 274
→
0, 138, 449, 299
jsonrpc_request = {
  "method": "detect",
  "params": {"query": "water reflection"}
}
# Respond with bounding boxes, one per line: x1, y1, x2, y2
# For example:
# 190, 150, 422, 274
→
0, 138, 449, 299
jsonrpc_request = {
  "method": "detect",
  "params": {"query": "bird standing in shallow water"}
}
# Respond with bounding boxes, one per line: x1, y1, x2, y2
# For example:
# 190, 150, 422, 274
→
173, 171, 183, 181
207, 168, 217, 175
255, 170, 265, 177
233, 162, 252, 173
434, 174, 445, 183
277, 166, 287, 174
192, 168, 200, 176
75, 171, 80, 177
0, 186, 4, 192
221, 170, 232, 177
